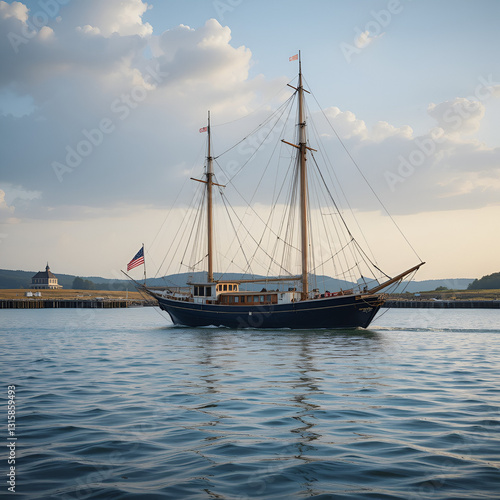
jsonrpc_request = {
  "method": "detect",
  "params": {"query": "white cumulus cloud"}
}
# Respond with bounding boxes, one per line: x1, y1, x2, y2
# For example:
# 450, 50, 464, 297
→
428, 98, 485, 136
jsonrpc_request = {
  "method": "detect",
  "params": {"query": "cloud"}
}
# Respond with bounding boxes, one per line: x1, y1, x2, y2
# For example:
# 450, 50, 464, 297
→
0, 0, 499, 230
354, 29, 384, 49
321, 106, 413, 141
0, 2, 285, 223
0, 188, 15, 223
307, 96, 500, 215
0, 0, 28, 22
428, 98, 485, 136
67, 0, 153, 37
19, 0, 153, 39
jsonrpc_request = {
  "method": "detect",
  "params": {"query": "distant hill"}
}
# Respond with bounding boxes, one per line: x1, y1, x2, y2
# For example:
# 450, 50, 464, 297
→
0, 268, 474, 293
0, 269, 134, 290
390, 278, 474, 293
468, 272, 500, 290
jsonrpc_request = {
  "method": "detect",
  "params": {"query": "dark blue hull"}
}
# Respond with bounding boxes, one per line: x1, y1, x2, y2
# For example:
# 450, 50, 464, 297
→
153, 293, 385, 329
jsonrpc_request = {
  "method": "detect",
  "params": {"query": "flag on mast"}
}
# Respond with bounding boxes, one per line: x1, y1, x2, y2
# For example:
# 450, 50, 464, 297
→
199, 126, 208, 133
289, 54, 298, 62
127, 247, 144, 271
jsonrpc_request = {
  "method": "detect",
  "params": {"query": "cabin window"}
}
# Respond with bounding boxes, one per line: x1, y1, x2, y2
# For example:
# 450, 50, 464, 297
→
229, 296, 234, 303
234, 296, 239, 303
228, 284, 233, 291
266, 295, 271, 302
206, 287, 212, 297
240, 296, 245, 303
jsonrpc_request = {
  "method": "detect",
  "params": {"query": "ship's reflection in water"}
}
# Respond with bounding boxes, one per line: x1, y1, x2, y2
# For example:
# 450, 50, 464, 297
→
7, 308, 500, 499
176, 328, 387, 498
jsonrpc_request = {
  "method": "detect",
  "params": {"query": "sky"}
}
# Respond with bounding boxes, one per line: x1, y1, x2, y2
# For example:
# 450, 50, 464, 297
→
0, 0, 499, 281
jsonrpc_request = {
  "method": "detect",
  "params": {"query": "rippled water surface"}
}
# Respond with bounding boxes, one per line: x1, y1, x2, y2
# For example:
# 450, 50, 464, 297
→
2, 307, 500, 499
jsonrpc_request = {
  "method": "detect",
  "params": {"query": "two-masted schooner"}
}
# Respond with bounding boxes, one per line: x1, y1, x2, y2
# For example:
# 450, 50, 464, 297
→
141, 55, 424, 329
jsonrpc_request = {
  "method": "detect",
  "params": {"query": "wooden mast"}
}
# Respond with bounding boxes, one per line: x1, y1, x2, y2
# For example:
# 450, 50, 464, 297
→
207, 111, 214, 283
298, 52, 309, 300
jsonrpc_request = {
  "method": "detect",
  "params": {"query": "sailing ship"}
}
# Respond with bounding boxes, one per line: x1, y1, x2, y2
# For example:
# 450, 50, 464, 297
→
140, 55, 424, 329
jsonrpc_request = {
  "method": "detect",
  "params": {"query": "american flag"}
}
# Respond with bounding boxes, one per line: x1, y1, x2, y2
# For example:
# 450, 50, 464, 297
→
289, 54, 298, 62
199, 126, 208, 133
127, 247, 144, 271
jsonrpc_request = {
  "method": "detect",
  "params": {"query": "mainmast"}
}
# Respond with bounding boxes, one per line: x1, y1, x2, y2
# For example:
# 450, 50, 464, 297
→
207, 111, 214, 283
298, 53, 309, 300
281, 53, 310, 299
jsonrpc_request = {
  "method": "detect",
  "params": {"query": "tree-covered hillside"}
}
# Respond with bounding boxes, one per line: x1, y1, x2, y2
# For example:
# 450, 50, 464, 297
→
468, 272, 500, 290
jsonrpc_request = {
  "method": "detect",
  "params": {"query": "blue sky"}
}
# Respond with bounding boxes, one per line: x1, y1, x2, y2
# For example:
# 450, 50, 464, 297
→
1, 0, 499, 280
143, 0, 500, 133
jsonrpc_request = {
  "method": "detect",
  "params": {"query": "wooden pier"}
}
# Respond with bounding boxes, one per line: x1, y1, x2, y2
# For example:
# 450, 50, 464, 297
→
0, 299, 152, 309
385, 300, 500, 309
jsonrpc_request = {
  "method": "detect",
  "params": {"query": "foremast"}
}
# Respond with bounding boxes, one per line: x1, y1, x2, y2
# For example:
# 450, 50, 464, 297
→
191, 111, 220, 283
206, 111, 214, 283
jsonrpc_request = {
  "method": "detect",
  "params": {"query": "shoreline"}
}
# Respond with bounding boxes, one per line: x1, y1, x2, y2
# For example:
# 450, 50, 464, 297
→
384, 300, 500, 309
0, 289, 155, 309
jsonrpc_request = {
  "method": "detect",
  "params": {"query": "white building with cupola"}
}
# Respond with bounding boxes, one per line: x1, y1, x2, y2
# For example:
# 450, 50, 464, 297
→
30, 264, 63, 289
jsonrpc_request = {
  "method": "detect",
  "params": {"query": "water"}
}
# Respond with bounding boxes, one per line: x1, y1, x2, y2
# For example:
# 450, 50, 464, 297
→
1, 307, 499, 499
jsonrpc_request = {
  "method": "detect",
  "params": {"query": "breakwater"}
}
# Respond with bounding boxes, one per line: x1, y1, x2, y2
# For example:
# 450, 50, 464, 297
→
0, 299, 153, 309
385, 300, 500, 309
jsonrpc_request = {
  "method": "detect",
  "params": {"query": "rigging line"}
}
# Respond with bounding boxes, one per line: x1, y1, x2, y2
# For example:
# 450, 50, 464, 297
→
218, 191, 254, 277
308, 162, 344, 280
213, 98, 296, 259
219, 189, 296, 277
309, 151, 372, 283
155, 184, 204, 279
308, 238, 355, 274
264, 146, 298, 277
304, 134, 356, 280
150, 142, 207, 277
310, 147, 377, 276
275, 156, 299, 277
312, 173, 350, 279
305, 78, 423, 263
243, 102, 298, 273
394, 268, 419, 294
351, 238, 391, 280
243, 106, 291, 206
214, 159, 301, 255
182, 188, 206, 274
211, 82, 295, 129
218, 96, 296, 188
335, 262, 361, 279
305, 99, 379, 268
309, 153, 355, 245
190, 254, 207, 270
235, 108, 297, 272
213, 94, 296, 161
